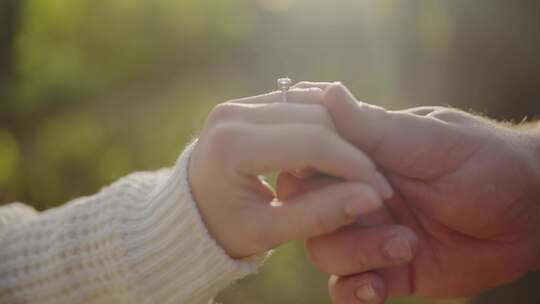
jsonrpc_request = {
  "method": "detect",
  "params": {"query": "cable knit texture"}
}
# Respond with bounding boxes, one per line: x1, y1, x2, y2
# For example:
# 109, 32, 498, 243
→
0, 142, 265, 304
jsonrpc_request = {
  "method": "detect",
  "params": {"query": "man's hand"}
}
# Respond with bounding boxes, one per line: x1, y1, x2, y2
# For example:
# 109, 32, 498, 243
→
280, 82, 540, 302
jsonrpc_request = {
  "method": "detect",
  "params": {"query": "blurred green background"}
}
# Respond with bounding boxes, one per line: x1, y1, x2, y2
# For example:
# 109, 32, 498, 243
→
1, 0, 540, 303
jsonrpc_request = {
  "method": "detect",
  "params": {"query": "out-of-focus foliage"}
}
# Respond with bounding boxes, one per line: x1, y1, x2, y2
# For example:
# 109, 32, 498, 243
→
10, 0, 256, 113
2, 0, 540, 303
0, 129, 18, 184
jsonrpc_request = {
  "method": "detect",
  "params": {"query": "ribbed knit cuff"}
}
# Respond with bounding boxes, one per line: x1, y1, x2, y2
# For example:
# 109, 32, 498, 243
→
0, 203, 38, 241
117, 141, 267, 304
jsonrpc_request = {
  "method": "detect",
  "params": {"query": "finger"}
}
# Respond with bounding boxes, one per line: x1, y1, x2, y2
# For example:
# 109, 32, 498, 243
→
332, 267, 414, 300
321, 82, 392, 157
322, 83, 463, 178
293, 81, 333, 90
276, 171, 339, 202
287, 81, 335, 106
329, 274, 387, 304
206, 102, 335, 131
305, 224, 417, 276
276, 173, 394, 225
210, 123, 393, 198
229, 87, 324, 104
287, 179, 413, 297
261, 183, 383, 247
307, 224, 416, 296
282, 172, 412, 296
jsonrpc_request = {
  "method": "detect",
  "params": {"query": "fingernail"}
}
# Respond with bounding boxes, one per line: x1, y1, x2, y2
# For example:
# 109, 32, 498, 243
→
384, 235, 412, 261
375, 172, 393, 199
356, 282, 377, 302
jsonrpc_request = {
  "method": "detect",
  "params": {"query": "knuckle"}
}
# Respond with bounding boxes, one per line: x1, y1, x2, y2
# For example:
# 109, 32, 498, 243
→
207, 103, 238, 125
325, 82, 347, 100
206, 123, 244, 160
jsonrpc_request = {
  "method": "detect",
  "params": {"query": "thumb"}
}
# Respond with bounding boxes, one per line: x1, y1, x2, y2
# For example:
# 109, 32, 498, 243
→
323, 83, 458, 177
262, 182, 383, 248
322, 83, 389, 156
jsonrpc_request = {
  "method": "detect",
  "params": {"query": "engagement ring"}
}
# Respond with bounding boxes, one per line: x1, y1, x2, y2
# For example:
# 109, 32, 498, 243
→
277, 77, 292, 103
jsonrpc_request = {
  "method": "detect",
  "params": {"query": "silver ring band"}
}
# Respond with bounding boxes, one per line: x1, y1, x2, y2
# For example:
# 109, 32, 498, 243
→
277, 78, 292, 103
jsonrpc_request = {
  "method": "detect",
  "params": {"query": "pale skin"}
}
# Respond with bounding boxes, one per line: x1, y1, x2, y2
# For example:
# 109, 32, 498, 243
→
278, 82, 540, 303
188, 88, 394, 259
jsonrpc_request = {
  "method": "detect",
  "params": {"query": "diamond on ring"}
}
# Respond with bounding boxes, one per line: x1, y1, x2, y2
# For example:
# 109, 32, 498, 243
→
277, 77, 292, 103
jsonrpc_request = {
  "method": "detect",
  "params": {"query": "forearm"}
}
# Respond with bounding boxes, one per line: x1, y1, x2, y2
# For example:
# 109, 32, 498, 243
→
0, 142, 263, 304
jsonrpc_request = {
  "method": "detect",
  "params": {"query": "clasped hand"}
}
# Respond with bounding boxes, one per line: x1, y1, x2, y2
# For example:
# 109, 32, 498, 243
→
189, 81, 540, 303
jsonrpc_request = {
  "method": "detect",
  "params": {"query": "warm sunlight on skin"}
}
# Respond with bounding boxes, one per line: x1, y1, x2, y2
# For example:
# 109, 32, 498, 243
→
189, 88, 392, 258
3, 1, 540, 304
279, 82, 540, 303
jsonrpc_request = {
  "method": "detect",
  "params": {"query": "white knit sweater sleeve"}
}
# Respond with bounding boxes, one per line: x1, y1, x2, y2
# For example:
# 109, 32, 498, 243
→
0, 142, 265, 304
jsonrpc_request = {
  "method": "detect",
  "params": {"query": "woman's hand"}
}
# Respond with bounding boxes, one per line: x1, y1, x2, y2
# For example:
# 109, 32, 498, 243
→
189, 88, 394, 258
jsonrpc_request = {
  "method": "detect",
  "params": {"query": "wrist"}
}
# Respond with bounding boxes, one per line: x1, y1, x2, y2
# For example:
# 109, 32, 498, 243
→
188, 142, 255, 259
